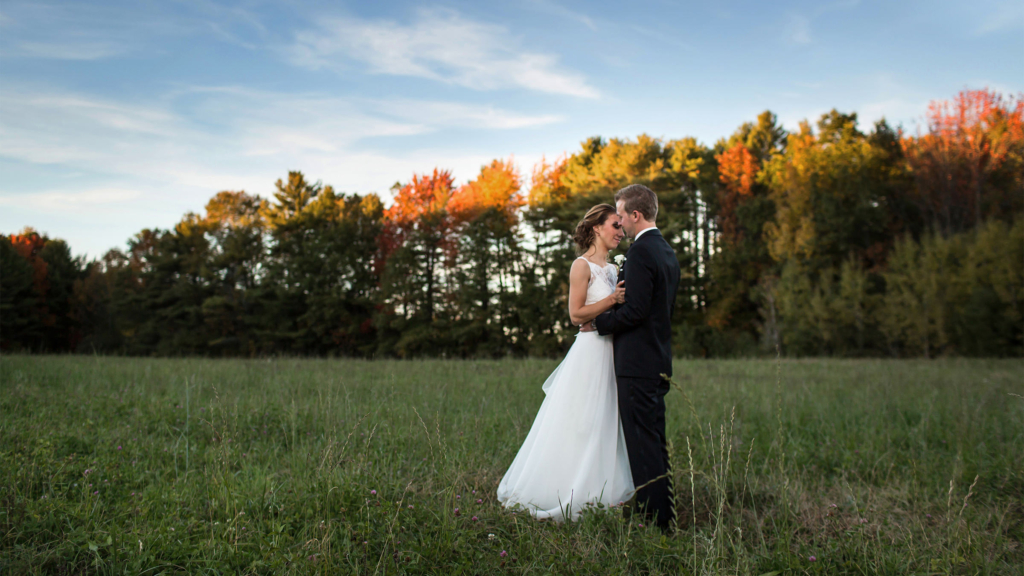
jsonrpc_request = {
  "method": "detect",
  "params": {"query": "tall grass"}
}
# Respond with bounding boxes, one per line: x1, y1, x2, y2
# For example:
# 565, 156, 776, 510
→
1, 355, 1021, 574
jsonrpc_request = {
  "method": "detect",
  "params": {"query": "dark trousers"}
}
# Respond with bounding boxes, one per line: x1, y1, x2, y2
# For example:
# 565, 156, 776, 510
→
617, 375, 674, 530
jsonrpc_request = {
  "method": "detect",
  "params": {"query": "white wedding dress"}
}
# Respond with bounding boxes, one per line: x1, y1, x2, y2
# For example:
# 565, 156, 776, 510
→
496, 257, 634, 521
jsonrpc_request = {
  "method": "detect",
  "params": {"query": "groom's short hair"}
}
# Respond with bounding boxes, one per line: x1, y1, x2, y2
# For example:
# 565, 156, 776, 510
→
615, 184, 658, 221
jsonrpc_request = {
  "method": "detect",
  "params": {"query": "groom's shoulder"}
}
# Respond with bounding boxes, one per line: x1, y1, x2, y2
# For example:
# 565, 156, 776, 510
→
637, 229, 670, 250
638, 230, 677, 262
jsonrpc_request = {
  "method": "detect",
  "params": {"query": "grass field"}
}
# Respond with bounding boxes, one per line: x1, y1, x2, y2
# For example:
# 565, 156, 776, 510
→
1, 355, 1022, 575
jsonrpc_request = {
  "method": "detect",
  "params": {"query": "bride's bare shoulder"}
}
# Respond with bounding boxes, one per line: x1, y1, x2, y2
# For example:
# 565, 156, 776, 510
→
569, 257, 592, 281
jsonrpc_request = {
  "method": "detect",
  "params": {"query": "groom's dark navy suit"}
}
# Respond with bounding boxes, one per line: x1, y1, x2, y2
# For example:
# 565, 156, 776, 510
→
595, 228, 680, 530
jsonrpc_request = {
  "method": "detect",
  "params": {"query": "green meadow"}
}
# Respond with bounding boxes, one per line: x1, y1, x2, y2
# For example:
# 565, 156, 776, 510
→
1, 355, 1021, 574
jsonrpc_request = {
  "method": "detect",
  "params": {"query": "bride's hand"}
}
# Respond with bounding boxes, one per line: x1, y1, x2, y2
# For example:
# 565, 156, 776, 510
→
612, 281, 625, 304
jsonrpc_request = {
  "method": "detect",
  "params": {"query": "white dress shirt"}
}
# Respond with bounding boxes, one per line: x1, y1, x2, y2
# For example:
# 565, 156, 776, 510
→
633, 226, 658, 242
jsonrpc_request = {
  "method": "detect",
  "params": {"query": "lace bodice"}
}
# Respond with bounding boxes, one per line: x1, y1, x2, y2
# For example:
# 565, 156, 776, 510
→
578, 257, 618, 305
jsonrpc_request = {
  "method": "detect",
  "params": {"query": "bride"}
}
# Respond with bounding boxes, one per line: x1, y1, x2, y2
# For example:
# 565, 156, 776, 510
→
497, 204, 634, 521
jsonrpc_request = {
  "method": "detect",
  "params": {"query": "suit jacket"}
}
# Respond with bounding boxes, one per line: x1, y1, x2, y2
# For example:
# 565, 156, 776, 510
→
595, 228, 680, 379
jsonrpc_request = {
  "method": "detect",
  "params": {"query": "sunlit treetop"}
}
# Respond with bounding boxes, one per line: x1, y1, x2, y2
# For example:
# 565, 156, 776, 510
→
204, 191, 266, 229
385, 168, 455, 228
527, 155, 570, 209
715, 143, 760, 241
448, 158, 523, 226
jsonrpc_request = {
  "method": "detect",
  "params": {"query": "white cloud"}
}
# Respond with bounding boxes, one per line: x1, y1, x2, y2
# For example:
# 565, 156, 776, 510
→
287, 8, 599, 99
0, 83, 566, 207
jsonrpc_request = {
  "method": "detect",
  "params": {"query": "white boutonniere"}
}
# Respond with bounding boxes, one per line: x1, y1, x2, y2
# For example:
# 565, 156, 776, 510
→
613, 254, 626, 267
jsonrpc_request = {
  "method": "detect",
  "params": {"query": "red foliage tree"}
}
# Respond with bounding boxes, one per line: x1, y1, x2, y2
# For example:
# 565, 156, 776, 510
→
378, 169, 457, 320
903, 88, 1024, 234
715, 142, 760, 241
9, 231, 49, 300
379, 168, 456, 262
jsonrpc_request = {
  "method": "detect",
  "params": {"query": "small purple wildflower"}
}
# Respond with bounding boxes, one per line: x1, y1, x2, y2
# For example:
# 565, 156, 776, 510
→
456, 495, 461, 499
809, 555, 817, 562
638, 523, 644, 528
471, 516, 478, 521
454, 508, 461, 516
370, 489, 377, 495
408, 505, 414, 509
500, 550, 507, 558
117, 446, 122, 450
93, 491, 99, 495
476, 499, 483, 504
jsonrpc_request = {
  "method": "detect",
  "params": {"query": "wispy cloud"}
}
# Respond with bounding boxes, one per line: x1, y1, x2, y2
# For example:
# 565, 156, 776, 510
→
784, 14, 812, 45
374, 100, 564, 130
631, 24, 696, 52
287, 8, 599, 98
973, 0, 1024, 35
0, 2, 134, 60
858, 97, 931, 130
10, 40, 125, 60
0, 188, 142, 212
525, 0, 597, 31
782, 1, 862, 47
0, 82, 564, 201
0, 0, 271, 61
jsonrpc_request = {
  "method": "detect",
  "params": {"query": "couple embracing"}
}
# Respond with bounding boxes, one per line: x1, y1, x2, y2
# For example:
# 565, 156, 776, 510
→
497, 184, 681, 531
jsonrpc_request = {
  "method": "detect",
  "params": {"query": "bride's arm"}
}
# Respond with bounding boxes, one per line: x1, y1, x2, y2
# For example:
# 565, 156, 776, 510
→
568, 259, 622, 326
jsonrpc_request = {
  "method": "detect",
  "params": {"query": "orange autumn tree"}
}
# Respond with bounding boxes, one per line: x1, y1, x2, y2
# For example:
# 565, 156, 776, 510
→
527, 155, 570, 210
447, 159, 525, 354
903, 88, 1024, 235
379, 168, 456, 327
448, 158, 524, 226
715, 143, 760, 242
703, 142, 763, 330
1, 230, 51, 349
9, 230, 50, 301
3, 228, 86, 352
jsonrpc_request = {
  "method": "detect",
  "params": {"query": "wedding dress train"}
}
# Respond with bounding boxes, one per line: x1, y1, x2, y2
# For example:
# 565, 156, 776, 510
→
496, 258, 634, 521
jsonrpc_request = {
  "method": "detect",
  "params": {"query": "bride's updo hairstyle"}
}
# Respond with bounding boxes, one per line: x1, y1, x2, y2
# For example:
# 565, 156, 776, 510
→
573, 203, 617, 255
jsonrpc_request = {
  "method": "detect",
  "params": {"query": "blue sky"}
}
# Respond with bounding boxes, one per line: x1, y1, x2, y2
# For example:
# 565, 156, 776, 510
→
1, 0, 1021, 258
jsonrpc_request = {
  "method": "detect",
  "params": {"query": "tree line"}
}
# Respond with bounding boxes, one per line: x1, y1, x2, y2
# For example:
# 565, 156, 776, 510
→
3, 88, 1021, 358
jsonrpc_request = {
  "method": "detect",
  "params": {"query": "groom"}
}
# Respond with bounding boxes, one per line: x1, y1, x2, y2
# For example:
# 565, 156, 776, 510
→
592, 184, 680, 530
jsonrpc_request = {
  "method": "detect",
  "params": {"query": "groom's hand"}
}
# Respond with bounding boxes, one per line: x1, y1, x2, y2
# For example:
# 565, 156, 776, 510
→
579, 320, 597, 333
